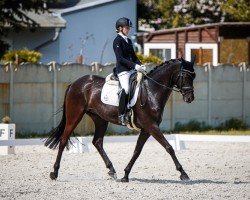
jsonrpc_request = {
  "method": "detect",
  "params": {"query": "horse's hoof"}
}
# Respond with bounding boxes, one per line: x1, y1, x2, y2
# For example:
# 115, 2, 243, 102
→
108, 171, 117, 179
180, 173, 190, 181
120, 177, 129, 183
50, 172, 57, 180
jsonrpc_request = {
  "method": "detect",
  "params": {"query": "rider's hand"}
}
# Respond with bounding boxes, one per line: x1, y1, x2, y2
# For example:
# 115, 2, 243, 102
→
141, 65, 146, 71
135, 64, 146, 72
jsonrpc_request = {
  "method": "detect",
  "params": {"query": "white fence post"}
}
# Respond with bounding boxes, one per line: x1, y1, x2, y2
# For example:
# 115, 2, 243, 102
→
174, 134, 185, 150
0, 124, 15, 155
68, 137, 89, 153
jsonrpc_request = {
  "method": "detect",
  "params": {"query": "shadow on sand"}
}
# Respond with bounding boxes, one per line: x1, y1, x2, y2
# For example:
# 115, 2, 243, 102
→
129, 178, 229, 185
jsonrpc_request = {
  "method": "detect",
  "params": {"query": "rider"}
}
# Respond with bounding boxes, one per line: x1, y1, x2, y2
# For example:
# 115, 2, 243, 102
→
113, 17, 146, 125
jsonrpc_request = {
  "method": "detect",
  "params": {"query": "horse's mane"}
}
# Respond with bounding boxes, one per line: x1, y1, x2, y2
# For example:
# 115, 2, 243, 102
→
147, 58, 181, 76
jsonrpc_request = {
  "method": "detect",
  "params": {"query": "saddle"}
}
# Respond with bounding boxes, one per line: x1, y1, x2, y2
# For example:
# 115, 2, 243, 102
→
106, 71, 139, 106
103, 70, 144, 131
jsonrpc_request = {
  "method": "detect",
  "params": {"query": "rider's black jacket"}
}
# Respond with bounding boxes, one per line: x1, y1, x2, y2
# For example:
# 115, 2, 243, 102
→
113, 34, 141, 74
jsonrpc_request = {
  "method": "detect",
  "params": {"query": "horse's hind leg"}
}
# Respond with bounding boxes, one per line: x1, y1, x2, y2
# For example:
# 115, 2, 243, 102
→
121, 129, 150, 182
89, 113, 117, 179
50, 103, 85, 180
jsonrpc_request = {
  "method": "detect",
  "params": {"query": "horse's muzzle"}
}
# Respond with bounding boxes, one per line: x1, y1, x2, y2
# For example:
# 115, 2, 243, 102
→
182, 90, 194, 103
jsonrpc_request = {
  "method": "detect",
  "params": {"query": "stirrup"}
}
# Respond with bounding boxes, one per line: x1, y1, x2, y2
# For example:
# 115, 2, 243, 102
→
118, 114, 127, 125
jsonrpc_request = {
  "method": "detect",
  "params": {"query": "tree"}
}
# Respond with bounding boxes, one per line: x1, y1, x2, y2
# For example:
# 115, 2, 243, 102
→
172, 0, 225, 27
137, 0, 161, 30
0, 0, 49, 58
137, 0, 250, 30
0, 0, 49, 36
221, 0, 250, 22
0, 0, 82, 59
156, 0, 178, 28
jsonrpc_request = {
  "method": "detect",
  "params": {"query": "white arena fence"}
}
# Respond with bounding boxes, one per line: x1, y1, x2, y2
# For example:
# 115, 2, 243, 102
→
1, 134, 250, 155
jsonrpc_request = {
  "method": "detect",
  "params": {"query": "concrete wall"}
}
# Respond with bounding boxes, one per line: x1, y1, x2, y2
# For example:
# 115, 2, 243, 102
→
0, 62, 249, 134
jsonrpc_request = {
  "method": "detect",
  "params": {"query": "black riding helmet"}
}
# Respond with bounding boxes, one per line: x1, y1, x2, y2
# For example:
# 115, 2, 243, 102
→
115, 17, 133, 30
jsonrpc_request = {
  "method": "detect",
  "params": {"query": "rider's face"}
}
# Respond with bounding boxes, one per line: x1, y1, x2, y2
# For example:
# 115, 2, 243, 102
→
121, 26, 130, 36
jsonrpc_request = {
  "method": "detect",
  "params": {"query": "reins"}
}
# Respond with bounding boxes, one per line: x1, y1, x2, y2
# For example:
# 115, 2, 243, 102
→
144, 73, 181, 92
143, 65, 195, 94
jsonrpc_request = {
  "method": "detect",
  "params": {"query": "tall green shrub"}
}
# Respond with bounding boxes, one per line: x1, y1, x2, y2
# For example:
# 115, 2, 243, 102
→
1, 48, 42, 63
136, 52, 162, 64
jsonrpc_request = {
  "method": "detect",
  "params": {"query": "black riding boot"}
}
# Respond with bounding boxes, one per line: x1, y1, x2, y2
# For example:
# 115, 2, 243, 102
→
118, 89, 128, 125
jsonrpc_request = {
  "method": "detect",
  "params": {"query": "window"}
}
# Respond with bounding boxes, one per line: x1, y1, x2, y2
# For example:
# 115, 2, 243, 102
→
144, 43, 176, 61
149, 49, 171, 61
185, 43, 218, 66
191, 48, 213, 65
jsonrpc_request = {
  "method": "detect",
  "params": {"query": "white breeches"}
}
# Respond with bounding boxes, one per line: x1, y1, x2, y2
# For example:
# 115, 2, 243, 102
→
118, 71, 134, 94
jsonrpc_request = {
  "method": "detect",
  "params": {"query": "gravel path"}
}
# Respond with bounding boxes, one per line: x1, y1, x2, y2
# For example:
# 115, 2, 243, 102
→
0, 139, 249, 200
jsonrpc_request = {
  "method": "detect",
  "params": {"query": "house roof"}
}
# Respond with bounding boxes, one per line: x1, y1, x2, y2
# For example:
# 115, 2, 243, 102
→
56, 0, 119, 14
140, 22, 250, 37
18, 0, 119, 28
24, 11, 66, 28
6, 0, 119, 29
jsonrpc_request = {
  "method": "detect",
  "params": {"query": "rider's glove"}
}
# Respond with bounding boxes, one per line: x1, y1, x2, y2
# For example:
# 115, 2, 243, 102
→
135, 64, 146, 72
141, 65, 146, 71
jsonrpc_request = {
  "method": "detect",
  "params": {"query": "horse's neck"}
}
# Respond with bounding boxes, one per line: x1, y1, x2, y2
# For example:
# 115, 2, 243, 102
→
146, 63, 179, 107
149, 63, 178, 90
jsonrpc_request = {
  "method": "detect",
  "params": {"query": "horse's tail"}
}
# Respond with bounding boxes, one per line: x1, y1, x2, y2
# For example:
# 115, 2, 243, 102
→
44, 84, 71, 149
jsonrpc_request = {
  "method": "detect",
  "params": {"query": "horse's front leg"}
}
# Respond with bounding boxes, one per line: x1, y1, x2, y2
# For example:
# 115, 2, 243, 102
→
148, 125, 189, 181
92, 137, 117, 179
121, 130, 150, 182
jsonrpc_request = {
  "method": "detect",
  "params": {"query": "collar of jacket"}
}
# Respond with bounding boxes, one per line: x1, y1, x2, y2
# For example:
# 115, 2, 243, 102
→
118, 32, 128, 43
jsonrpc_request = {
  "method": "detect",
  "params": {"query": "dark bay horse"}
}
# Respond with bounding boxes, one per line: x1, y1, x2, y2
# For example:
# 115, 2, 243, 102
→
45, 57, 196, 182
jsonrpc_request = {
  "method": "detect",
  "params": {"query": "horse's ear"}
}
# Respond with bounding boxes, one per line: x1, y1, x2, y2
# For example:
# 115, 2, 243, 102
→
191, 55, 196, 65
181, 57, 187, 68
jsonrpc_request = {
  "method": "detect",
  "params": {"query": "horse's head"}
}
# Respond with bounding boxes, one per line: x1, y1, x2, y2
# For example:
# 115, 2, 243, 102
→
174, 57, 196, 103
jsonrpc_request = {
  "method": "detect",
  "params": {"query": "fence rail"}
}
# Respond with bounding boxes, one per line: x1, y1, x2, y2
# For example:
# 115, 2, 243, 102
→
1, 135, 250, 154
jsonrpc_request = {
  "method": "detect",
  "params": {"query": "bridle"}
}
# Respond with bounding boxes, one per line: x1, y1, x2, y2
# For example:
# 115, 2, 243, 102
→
174, 64, 196, 95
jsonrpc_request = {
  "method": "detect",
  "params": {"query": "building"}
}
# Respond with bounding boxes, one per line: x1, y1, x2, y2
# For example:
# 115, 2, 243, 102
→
2, 0, 137, 64
139, 22, 250, 66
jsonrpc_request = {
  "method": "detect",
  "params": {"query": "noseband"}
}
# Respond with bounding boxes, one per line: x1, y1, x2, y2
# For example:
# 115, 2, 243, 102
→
175, 65, 196, 95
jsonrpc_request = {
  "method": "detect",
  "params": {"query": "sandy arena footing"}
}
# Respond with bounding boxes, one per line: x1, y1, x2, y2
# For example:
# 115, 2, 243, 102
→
0, 140, 249, 200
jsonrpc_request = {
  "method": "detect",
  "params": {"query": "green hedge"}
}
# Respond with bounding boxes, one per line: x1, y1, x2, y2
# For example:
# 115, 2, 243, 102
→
136, 52, 162, 64
1, 48, 42, 63
174, 118, 248, 132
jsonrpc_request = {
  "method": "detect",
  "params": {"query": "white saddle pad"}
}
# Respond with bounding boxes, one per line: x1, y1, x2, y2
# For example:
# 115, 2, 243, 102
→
101, 74, 140, 107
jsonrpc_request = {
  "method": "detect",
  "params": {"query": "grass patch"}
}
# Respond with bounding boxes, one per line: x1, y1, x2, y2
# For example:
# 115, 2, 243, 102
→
15, 118, 250, 138
172, 130, 250, 136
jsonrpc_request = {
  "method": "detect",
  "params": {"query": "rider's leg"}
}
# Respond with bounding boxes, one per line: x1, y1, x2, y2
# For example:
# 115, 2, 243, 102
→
118, 71, 131, 125
118, 89, 127, 125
